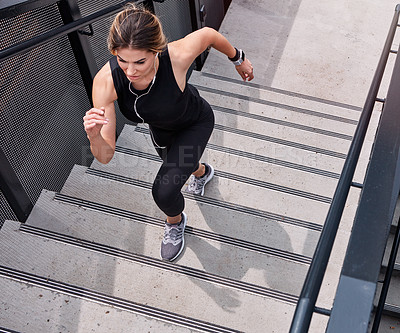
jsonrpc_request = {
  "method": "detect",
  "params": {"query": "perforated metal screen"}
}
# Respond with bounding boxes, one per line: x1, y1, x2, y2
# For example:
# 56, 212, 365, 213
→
0, 190, 17, 229
153, 1, 192, 42
0, 3, 91, 215
0, 0, 199, 224
77, 0, 146, 135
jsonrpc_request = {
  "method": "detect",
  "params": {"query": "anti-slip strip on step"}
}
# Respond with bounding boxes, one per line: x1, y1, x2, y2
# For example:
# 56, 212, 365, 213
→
17, 225, 299, 305
207, 143, 340, 179
193, 85, 359, 125
214, 124, 347, 159
0, 266, 242, 333
0, 327, 20, 333
215, 170, 332, 204
212, 105, 353, 141
197, 72, 363, 112
54, 193, 312, 264
84, 168, 323, 232
134, 127, 341, 179
114, 146, 332, 204
383, 303, 400, 317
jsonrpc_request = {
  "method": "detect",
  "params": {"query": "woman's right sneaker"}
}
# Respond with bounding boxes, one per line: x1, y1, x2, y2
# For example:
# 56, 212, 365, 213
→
186, 163, 215, 196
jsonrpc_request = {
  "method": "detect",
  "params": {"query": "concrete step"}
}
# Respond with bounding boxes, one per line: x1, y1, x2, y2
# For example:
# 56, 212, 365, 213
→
0, 267, 203, 333
106, 124, 336, 197
374, 314, 400, 332
126, 122, 342, 184
65, 151, 327, 234
90, 146, 330, 225
211, 102, 352, 155
0, 220, 328, 332
26, 188, 312, 296
58, 163, 357, 307
189, 81, 357, 138
113, 124, 365, 227
189, 87, 377, 182
110, 125, 333, 221
59, 165, 314, 293
187, 71, 380, 185
99, 142, 335, 207
189, 71, 362, 124
207, 124, 345, 174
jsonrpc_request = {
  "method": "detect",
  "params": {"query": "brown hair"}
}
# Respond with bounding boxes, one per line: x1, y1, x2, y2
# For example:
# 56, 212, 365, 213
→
108, 3, 167, 54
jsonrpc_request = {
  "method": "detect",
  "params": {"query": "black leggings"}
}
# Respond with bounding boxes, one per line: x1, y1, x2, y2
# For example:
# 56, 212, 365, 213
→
151, 109, 214, 217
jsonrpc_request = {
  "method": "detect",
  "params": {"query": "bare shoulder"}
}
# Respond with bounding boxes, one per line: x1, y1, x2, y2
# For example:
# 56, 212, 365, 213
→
168, 28, 215, 71
167, 40, 189, 64
93, 62, 118, 107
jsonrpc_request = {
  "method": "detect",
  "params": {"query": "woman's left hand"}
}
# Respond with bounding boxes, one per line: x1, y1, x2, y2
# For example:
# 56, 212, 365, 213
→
236, 58, 254, 82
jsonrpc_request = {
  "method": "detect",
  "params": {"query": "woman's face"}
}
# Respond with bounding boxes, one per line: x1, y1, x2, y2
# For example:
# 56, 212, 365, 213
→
116, 48, 157, 83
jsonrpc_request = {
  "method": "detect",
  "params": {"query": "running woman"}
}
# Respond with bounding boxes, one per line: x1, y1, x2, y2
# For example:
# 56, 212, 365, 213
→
83, 3, 254, 261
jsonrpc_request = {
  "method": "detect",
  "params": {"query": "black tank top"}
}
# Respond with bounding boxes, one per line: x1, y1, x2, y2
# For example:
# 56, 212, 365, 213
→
110, 47, 209, 131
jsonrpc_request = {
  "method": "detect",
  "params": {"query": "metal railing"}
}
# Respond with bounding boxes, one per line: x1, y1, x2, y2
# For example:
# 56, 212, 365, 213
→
290, 4, 400, 332
0, 0, 140, 62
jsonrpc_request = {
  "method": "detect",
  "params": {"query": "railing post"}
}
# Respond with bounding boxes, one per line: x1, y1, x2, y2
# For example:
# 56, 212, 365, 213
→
57, 0, 98, 105
0, 148, 33, 222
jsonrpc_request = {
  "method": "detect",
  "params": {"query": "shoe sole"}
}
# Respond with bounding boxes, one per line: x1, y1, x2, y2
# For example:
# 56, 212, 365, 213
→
161, 212, 187, 262
200, 164, 215, 196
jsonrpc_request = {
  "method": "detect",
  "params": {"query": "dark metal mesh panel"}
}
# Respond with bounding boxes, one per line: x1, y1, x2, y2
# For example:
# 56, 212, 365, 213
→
0, 4, 63, 49
0, 190, 18, 228
153, 1, 192, 42
77, 0, 145, 134
0, 3, 91, 205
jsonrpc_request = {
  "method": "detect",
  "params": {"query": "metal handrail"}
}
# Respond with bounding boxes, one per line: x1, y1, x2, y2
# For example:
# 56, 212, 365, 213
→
289, 4, 400, 332
0, 0, 133, 62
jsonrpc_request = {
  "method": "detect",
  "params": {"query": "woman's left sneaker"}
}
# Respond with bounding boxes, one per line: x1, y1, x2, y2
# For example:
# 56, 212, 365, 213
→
160, 212, 187, 261
186, 163, 215, 196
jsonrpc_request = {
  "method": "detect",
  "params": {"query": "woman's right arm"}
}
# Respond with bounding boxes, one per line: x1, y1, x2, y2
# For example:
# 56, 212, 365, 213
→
83, 63, 118, 164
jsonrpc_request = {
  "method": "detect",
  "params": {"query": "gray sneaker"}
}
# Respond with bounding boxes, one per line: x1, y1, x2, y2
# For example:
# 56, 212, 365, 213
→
186, 163, 215, 196
161, 212, 187, 261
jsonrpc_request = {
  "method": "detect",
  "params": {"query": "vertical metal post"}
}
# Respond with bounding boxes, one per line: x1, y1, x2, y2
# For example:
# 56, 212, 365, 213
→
371, 213, 400, 332
57, 0, 98, 105
0, 148, 33, 222
188, 0, 203, 70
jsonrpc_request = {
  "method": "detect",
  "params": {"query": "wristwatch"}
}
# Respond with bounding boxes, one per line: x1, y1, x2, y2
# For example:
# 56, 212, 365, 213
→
228, 48, 245, 66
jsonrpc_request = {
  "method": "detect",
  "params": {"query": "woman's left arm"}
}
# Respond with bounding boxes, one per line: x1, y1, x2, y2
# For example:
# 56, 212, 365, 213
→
169, 27, 254, 82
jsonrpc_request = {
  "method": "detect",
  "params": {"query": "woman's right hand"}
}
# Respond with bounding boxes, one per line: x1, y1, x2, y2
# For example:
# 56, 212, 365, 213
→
83, 107, 109, 139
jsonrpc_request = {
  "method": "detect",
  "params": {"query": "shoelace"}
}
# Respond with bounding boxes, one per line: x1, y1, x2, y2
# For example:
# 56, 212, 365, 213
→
188, 175, 207, 191
163, 224, 183, 243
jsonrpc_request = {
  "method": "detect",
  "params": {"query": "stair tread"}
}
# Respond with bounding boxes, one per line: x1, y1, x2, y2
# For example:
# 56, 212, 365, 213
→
0, 220, 306, 333
194, 88, 358, 136
64, 157, 328, 227
28, 189, 320, 262
58, 164, 357, 300
212, 106, 352, 154
189, 71, 362, 121
119, 124, 343, 181
0, 272, 203, 333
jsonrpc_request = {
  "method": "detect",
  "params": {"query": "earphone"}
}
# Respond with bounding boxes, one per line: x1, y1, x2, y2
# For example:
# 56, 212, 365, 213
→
129, 52, 166, 149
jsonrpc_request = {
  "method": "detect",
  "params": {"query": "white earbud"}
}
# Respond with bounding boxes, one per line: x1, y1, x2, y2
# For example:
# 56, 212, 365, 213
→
128, 50, 166, 149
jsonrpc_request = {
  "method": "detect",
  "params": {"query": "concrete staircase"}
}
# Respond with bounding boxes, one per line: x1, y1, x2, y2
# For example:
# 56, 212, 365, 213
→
0, 68, 381, 332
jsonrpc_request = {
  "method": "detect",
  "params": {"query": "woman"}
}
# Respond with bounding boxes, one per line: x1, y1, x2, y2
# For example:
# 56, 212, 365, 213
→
83, 4, 254, 262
